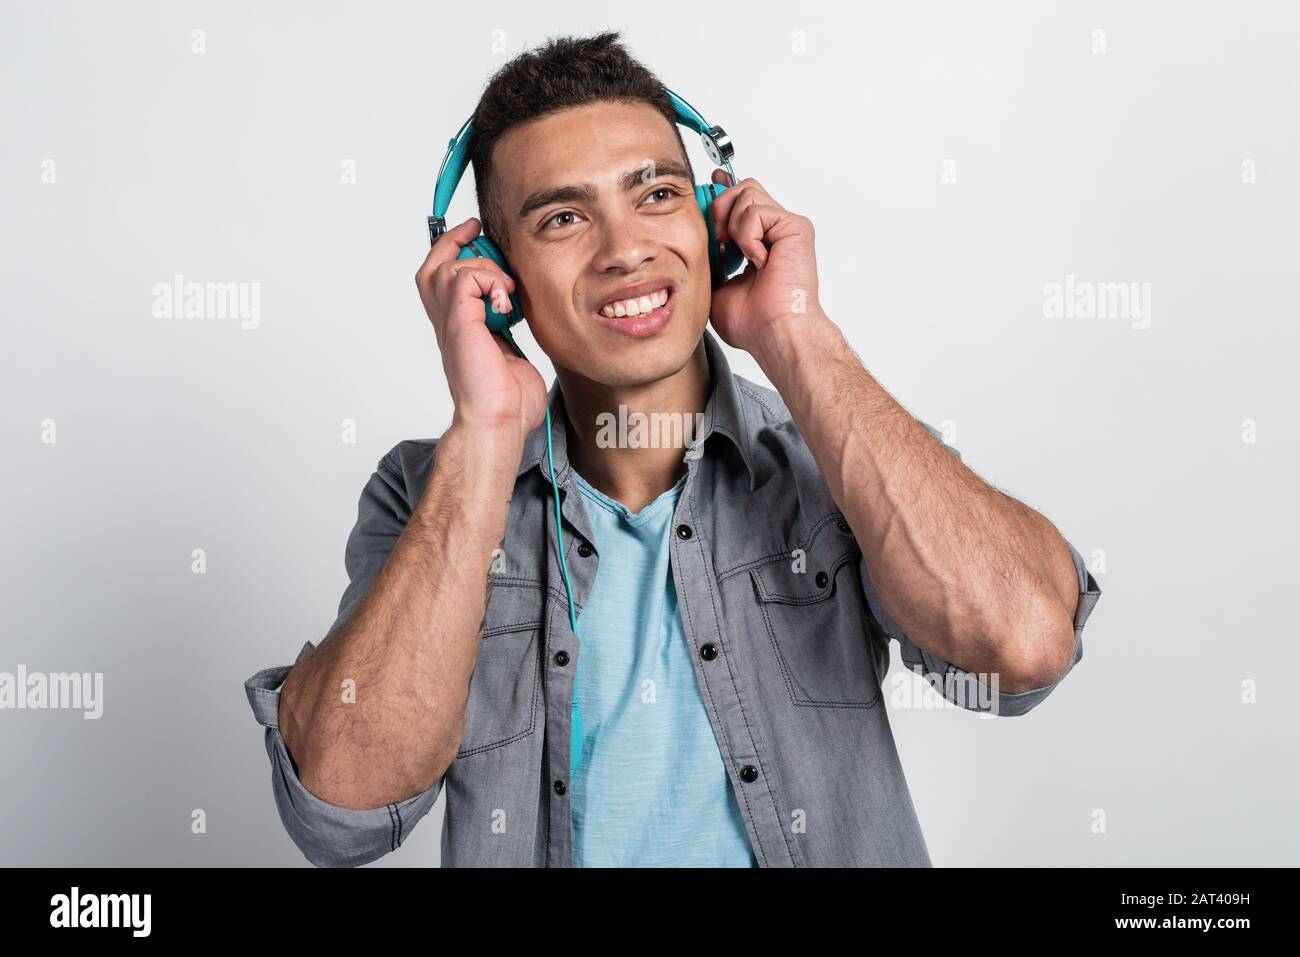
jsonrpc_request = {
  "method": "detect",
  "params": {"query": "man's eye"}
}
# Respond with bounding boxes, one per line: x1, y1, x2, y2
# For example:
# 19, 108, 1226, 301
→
543, 211, 582, 230
643, 186, 681, 205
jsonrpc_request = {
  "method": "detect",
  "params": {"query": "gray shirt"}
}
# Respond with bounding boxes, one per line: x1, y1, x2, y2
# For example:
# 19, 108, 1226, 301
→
243, 330, 1101, 867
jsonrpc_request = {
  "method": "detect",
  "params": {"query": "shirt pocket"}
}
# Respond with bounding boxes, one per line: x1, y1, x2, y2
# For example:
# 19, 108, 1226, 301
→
747, 516, 881, 709
456, 580, 544, 757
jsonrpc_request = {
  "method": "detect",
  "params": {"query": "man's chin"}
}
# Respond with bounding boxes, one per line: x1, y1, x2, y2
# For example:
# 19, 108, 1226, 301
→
569, 332, 702, 389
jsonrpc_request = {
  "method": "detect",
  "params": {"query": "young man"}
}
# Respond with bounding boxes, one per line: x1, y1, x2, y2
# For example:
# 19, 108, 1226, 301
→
244, 32, 1101, 868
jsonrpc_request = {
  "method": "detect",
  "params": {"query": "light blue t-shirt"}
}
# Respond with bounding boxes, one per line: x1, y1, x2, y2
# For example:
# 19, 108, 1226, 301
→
568, 469, 756, 867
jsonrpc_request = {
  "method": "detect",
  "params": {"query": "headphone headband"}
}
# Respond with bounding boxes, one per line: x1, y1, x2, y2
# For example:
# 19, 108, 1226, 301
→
428, 86, 736, 244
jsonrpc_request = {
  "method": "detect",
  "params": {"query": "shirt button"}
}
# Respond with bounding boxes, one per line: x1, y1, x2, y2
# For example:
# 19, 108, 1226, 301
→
837, 518, 851, 533
554, 650, 569, 667
577, 542, 593, 558
676, 524, 693, 540
554, 780, 567, 795
815, 571, 829, 588
739, 765, 758, 783
700, 642, 718, 661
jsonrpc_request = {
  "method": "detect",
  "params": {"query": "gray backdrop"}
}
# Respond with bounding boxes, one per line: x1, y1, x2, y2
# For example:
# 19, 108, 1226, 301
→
2, 0, 1295, 866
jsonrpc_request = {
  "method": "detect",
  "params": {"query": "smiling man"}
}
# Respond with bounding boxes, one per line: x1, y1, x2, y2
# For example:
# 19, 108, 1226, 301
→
243, 31, 1101, 868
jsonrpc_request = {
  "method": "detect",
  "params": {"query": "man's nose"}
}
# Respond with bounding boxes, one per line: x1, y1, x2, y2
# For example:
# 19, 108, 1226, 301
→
590, 211, 654, 272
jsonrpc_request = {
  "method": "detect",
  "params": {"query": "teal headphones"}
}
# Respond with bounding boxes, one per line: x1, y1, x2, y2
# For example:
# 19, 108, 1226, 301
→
427, 87, 746, 334
427, 87, 743, 631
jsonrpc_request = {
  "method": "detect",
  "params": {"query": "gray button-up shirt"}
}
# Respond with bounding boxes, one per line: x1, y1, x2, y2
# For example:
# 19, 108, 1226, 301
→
244, 331, 1101, 867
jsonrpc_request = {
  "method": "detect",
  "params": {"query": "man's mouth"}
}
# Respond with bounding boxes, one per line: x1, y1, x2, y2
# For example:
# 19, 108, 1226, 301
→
592, 282, 676, 338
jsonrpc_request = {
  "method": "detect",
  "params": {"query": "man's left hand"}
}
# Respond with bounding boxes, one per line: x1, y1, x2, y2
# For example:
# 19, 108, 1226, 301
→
707, 169, 825, 357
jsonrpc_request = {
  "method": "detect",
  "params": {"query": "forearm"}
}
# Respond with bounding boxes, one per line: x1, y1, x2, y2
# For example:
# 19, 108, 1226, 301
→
751, 316, 1078, 693
278, 424, 522, 808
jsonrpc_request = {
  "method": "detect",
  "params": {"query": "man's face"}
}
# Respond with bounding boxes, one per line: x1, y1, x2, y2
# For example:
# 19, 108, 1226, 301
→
491, 100, 711, 388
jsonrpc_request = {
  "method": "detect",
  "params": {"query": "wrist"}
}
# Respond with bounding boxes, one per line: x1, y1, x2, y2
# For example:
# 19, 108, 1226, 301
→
440, 420, 525, 473
403, 423, 521, 566
750, 311, 847, 385
423, 423, 525, 517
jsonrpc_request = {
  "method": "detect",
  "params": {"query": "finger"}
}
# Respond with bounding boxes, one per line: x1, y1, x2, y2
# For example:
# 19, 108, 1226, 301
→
414, 216, 484, 288
711, 181, 776, 244
710, 183, 746, 244
435, 255, 516, 299
419, 262, 513, 347
711, 168, 733, 187
729, 203, 788, 268
446, 265, 516, 333
714, 186, 762, 246
430, 258, 516, 330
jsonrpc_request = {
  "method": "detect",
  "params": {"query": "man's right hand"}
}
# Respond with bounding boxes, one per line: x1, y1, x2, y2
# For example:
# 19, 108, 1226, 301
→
414, 217, 548, 443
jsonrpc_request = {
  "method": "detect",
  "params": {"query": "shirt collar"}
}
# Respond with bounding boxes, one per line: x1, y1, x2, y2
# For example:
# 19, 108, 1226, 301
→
516, 329, 758, 492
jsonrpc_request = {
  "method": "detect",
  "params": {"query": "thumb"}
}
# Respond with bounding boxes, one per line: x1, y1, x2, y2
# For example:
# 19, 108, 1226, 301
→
448, 216, 483, 239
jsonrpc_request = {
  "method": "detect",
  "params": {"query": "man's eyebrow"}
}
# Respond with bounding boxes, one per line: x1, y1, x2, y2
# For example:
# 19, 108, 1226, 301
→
515, 158, 693, 223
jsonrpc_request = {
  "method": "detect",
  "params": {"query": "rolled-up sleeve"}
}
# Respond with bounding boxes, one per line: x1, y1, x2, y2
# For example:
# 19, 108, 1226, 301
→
244, 647, 443, 867
860, 420, 1103, 717
242, 444, 444, 866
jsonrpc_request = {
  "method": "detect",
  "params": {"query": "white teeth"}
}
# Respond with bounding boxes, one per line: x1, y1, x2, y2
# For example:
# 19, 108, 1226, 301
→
599, 287, 670, 318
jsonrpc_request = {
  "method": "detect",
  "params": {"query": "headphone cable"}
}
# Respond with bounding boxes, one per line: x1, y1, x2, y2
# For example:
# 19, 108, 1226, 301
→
500, 327, 580, 634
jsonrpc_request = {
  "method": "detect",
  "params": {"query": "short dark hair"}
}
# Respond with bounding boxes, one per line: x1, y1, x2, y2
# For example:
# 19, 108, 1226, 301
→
469, 31, 692, 255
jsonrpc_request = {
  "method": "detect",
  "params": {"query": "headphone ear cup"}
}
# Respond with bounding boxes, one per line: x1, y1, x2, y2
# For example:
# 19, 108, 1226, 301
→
695, 183, 744, 289
459, 236, 525, 331
720, 232, 746, 280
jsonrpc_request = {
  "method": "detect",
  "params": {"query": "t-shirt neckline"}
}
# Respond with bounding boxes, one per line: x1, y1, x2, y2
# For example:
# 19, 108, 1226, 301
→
571, 469, 686, 528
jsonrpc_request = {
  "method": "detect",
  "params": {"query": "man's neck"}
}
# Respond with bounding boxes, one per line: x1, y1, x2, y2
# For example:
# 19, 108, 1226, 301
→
557, 337, 711, 514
